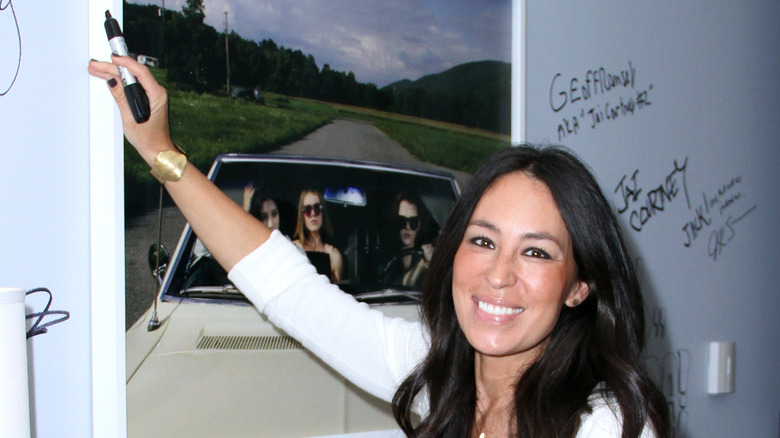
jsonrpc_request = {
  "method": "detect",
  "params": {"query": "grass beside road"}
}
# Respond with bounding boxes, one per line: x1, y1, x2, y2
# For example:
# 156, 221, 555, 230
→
125, 68, 510, 215
372, 118, 507, 174
126, 71, 328, 175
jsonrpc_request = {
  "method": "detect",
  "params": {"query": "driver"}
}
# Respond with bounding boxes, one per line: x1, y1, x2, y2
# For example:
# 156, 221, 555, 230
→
380, 192, 433, 289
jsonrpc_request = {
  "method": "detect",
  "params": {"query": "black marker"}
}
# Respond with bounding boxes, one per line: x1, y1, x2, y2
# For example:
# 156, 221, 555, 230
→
104, 10, 150, 123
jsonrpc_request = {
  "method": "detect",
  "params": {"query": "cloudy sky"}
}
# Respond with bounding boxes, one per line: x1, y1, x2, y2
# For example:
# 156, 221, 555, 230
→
131, 0, 511, 87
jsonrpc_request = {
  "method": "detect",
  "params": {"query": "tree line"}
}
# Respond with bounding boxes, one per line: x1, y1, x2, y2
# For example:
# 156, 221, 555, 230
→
123, 0, 509, 134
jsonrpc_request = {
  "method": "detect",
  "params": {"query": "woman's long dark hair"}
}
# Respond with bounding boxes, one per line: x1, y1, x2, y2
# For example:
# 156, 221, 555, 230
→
392, 145, 670, 437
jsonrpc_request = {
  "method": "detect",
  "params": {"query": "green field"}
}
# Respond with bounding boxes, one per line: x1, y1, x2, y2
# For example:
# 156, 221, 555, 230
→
125, 68, 510, 215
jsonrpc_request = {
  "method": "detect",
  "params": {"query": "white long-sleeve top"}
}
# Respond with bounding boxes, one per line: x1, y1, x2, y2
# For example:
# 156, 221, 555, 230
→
228, 230, 429, 410
227, 230, 655, 437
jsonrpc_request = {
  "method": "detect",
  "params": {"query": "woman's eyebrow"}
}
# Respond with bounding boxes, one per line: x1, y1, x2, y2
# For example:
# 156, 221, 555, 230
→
522, 231, 564, 249
468, 219, 499, 233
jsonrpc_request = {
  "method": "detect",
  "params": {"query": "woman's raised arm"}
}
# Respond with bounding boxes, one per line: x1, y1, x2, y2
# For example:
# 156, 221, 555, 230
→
88, 56, 270, 271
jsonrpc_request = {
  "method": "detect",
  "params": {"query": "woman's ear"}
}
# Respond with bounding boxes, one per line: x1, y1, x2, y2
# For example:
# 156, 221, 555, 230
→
565, 280, 590, 307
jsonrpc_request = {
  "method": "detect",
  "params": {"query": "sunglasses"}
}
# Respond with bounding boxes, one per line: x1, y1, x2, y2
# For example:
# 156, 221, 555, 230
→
303, 203, 324, 217
397, 215, 419, 230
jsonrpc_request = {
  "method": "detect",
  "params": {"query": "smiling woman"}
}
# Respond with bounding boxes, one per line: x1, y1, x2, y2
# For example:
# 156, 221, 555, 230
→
452, 172, 589, 370
89, 54, 669, 437
392, 146, 671, 437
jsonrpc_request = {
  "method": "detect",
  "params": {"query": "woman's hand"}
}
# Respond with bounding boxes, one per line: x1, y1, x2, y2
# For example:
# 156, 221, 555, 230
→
87, 55, 271, 271
87, 56, 174, 164
243, 183, 256, 211
421, 243, 434, 266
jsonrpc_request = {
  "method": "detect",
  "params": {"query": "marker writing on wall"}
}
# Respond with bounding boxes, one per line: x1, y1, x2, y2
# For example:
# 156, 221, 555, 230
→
104, 10, 150, 123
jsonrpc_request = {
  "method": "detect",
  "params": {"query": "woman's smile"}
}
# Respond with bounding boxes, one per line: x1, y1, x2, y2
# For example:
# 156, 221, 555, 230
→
475, 297, 524, 317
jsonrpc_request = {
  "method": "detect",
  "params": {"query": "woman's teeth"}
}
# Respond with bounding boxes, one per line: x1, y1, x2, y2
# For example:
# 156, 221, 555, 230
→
477, 300, 523, 315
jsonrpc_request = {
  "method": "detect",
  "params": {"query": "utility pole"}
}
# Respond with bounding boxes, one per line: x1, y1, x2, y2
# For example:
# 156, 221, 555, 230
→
159, 0, 166, 67
224, 11, 230, 96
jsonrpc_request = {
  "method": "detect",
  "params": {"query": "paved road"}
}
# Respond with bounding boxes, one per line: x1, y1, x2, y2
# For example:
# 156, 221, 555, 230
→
271, 118, 471, 187
125, 118, 471, 328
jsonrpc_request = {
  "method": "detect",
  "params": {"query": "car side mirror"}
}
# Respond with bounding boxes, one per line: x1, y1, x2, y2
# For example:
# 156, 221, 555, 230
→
148, 242, 170, 284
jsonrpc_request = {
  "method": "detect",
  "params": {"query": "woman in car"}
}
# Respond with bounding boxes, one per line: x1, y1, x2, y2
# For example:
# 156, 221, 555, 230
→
187, 182, 288, 287
380, 192, 433, 289
244, 182, 287, 235
89, 56, 670, 437
291, 189, 343, 283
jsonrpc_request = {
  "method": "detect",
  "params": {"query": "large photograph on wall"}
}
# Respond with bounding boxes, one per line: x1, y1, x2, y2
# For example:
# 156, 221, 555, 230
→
122, 1, 511, 436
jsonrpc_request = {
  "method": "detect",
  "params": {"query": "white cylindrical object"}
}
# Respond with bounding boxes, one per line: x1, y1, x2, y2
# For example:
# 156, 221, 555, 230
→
707, 341, 736, 394
0, 287, 31, 438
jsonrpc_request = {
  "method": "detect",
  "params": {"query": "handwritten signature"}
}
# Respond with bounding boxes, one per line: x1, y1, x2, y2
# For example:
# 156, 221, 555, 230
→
707, 205, 757, 262
550, 61, 637, 113
614, 157, 690, 232
549, 61, 654, 141
680, 174, 754, 261
26, 287, 70, 338
1, 0, 22, 96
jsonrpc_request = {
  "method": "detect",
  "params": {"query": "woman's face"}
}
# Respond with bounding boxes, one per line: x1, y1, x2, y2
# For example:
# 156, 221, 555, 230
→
398, 199, 419, 248
451, 172, 588, 366
302, 191, 323, 233
259, 199, 280, 230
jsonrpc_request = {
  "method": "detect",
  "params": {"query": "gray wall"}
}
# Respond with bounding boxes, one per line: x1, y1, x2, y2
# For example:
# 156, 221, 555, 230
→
522, 1, 779, 436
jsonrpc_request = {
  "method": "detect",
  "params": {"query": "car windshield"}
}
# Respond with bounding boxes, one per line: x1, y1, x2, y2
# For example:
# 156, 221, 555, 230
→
160, 155, 459, 305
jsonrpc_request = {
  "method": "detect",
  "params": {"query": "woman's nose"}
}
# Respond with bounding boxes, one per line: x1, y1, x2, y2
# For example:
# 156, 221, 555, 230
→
484, 251, 517, 289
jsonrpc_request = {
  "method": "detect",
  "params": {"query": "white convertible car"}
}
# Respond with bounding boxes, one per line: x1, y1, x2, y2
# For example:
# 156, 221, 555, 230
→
126, 154, 460, 437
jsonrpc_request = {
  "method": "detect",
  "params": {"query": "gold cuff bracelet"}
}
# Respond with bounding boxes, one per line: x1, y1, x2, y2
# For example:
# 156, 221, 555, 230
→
150, 150, 188, 184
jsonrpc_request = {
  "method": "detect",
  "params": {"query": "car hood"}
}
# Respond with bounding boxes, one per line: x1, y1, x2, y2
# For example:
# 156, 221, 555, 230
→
126, 300, 417, 437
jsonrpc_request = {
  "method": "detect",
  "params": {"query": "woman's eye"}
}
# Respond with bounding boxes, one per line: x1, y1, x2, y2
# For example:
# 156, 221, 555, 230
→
523, 248, 551, 259
470, 236, 494, 249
